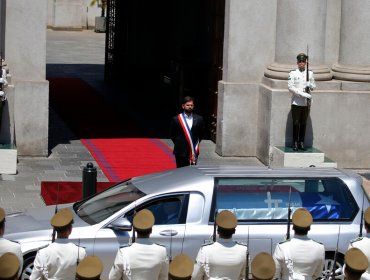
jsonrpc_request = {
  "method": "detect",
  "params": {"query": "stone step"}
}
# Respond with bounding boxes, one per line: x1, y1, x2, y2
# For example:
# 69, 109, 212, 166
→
0, 144, 17, 174
271, 146, 337, 168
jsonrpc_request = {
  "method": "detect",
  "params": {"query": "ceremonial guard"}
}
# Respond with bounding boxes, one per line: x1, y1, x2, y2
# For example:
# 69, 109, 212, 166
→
0, 252, 20, 280
192, 210, 248, 280
169, 254, 194, 280
0, 57, 7, 134
273, 208, 325, 280
108, 209, 169, 280
288, 53, 316, 151
30, 208, 87, 280
76, 256, 104, 280
343, 248, 369, 280
0, 207, 23, 278
251, 252, 276, 280
348, 207, 370, 279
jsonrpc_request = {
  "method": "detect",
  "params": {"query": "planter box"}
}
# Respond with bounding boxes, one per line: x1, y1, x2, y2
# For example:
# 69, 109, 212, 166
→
95, 16, 106, 33
0, 144, 17, 174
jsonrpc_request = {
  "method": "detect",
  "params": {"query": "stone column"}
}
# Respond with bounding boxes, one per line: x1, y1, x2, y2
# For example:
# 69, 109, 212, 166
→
264, 0, 332, 81
332, 0, 370, 82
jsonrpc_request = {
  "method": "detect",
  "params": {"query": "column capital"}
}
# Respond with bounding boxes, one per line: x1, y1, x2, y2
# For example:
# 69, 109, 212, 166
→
264, 63, 332, 81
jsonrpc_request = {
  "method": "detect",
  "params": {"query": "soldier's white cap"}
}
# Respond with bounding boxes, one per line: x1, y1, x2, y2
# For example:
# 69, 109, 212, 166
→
51, 208, 73, 228
0, 207, 5, 223
216, 210, 237, 230
364, 207, 370, 225
133, 209, 155, 231
0, 252, 20, 279
345, 248, 368, 273
169, 254, 194, 280
76, 256, 103, 279
292, 208, 313, 229
251, 252, 276, 280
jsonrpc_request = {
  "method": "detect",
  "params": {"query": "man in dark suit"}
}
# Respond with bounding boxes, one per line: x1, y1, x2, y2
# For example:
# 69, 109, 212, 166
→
170, 96, 205, 168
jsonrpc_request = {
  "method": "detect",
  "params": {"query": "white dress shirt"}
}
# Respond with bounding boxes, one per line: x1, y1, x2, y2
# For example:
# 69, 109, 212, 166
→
288, 69, 316, 107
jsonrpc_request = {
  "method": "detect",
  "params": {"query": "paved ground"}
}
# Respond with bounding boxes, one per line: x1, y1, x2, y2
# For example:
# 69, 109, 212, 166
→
0, 29, 369, 213
0, 29, 263, 213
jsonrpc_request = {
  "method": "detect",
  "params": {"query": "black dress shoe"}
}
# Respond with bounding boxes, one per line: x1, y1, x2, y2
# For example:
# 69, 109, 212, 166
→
298, 142, 306, 151
293, 142, 298, 151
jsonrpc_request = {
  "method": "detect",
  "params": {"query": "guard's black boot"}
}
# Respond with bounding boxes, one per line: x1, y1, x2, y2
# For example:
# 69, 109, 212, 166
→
293, 141, 298, 151
298, 142, 306, 151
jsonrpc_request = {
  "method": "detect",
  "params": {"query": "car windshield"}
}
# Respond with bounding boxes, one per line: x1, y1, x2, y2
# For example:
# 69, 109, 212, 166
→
75, 179, 146, 224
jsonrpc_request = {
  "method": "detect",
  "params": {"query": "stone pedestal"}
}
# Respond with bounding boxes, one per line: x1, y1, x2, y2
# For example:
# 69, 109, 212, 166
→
0, 144, 17, 174
271, 146, 337, 168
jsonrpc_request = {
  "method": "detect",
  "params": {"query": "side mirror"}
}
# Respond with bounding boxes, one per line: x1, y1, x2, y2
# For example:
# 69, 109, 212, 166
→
107, 217, 132, 231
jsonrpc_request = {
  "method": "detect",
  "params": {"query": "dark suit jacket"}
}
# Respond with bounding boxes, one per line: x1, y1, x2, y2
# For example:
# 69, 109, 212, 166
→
170, 113, 205, 158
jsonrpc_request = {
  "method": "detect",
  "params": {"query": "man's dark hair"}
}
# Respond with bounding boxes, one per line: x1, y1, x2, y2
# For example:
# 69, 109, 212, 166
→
135, 228, 152, 236
182, 96, 194, 105
345, 266, 365, 280
217, 227, 235, 239
293, 225, 309, 235
0, 219, 4, 229
55, 222, 73, 233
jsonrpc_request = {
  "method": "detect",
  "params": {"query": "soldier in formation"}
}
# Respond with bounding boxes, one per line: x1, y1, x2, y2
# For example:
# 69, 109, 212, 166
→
169, 254, 194, 280
76, 255, 104, 280
30, 208, 87, 279
273, 207, 325, 280
0, 207, 23, 279
108, 209, 169, 280
348, 207, 370, 280
192, 210, 248, 280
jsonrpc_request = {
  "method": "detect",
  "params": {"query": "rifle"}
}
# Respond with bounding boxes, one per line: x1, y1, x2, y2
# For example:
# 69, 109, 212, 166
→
246, 226, 250, 280
286, 186, 292, 240
327, 226, 341, 280
359, 193, 365, 237
212, 209, 218, 242
131, 205, 137, 244
305, 45, 311, 108
51, 183, 60, 243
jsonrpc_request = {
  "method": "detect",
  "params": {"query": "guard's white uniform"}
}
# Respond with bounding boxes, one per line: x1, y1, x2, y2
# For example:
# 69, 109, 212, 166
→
348, 234, 370, 280
30, 239, 86, 280
0, 237, 23, 277
288, 69, 316, 106
108, 238, 169, 280
273, 235, 325, 280
192, 238, 248, 280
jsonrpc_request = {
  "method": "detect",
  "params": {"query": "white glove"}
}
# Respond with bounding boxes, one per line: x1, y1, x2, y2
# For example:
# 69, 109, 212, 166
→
300, 91, 312, 99
0, 91, 4, 97
0, 78, 4, 84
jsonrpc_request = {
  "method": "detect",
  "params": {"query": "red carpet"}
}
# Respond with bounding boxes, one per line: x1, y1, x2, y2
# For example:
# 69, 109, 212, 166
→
41, 181, 118, 205
44, 77, 176, 205
80, 138, 176, 182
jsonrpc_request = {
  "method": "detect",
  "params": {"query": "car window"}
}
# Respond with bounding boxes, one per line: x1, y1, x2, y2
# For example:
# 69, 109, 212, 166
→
212, 178, 359, 222
75, 179, 146, 224
125, 194, 189, 225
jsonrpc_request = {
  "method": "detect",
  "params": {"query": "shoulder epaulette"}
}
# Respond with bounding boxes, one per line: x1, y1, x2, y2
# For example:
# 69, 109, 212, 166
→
278, 239, 290, 244
155, 243, 166, 248
9, 240, 20, 245
236, 241, 248, 247
350, 237, 364, 244
120, 244, 131, 249
312, 239, 323, 245
201, 241, 214, 247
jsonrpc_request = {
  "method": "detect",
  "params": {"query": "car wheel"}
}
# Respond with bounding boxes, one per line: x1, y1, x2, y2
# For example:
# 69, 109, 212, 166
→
21, 254, 36, 280
322, 252, 344, 280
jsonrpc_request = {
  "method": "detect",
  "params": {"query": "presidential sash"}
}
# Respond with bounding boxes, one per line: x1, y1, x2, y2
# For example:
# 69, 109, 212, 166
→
178, 113, 200, 165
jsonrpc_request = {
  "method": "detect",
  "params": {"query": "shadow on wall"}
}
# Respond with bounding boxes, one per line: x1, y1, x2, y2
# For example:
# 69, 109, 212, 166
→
284, 110, 313, 148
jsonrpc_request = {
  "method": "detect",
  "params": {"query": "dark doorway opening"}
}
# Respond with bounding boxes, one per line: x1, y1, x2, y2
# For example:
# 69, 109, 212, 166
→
105, 0, 225, 141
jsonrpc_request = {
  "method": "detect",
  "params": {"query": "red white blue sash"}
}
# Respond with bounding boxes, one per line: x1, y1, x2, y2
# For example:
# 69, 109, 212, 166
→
178, 113, 200, 164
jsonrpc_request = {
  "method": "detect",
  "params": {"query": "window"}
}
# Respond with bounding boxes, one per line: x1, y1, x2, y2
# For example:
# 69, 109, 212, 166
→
125, 194, 189, 225
212, 178, 358, 222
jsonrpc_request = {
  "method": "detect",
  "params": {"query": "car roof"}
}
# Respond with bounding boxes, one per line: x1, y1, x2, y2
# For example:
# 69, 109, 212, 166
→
131, 165, 362, 195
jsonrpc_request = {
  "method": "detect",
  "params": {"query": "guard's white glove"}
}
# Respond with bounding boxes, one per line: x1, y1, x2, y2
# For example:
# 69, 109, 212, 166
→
300, 91, 312, 99
0, 78, 4, 84
0, 91, 4, 97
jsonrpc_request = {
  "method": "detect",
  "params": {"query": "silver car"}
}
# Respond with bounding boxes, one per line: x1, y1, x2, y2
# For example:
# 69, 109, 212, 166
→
5, 166, 369, 280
